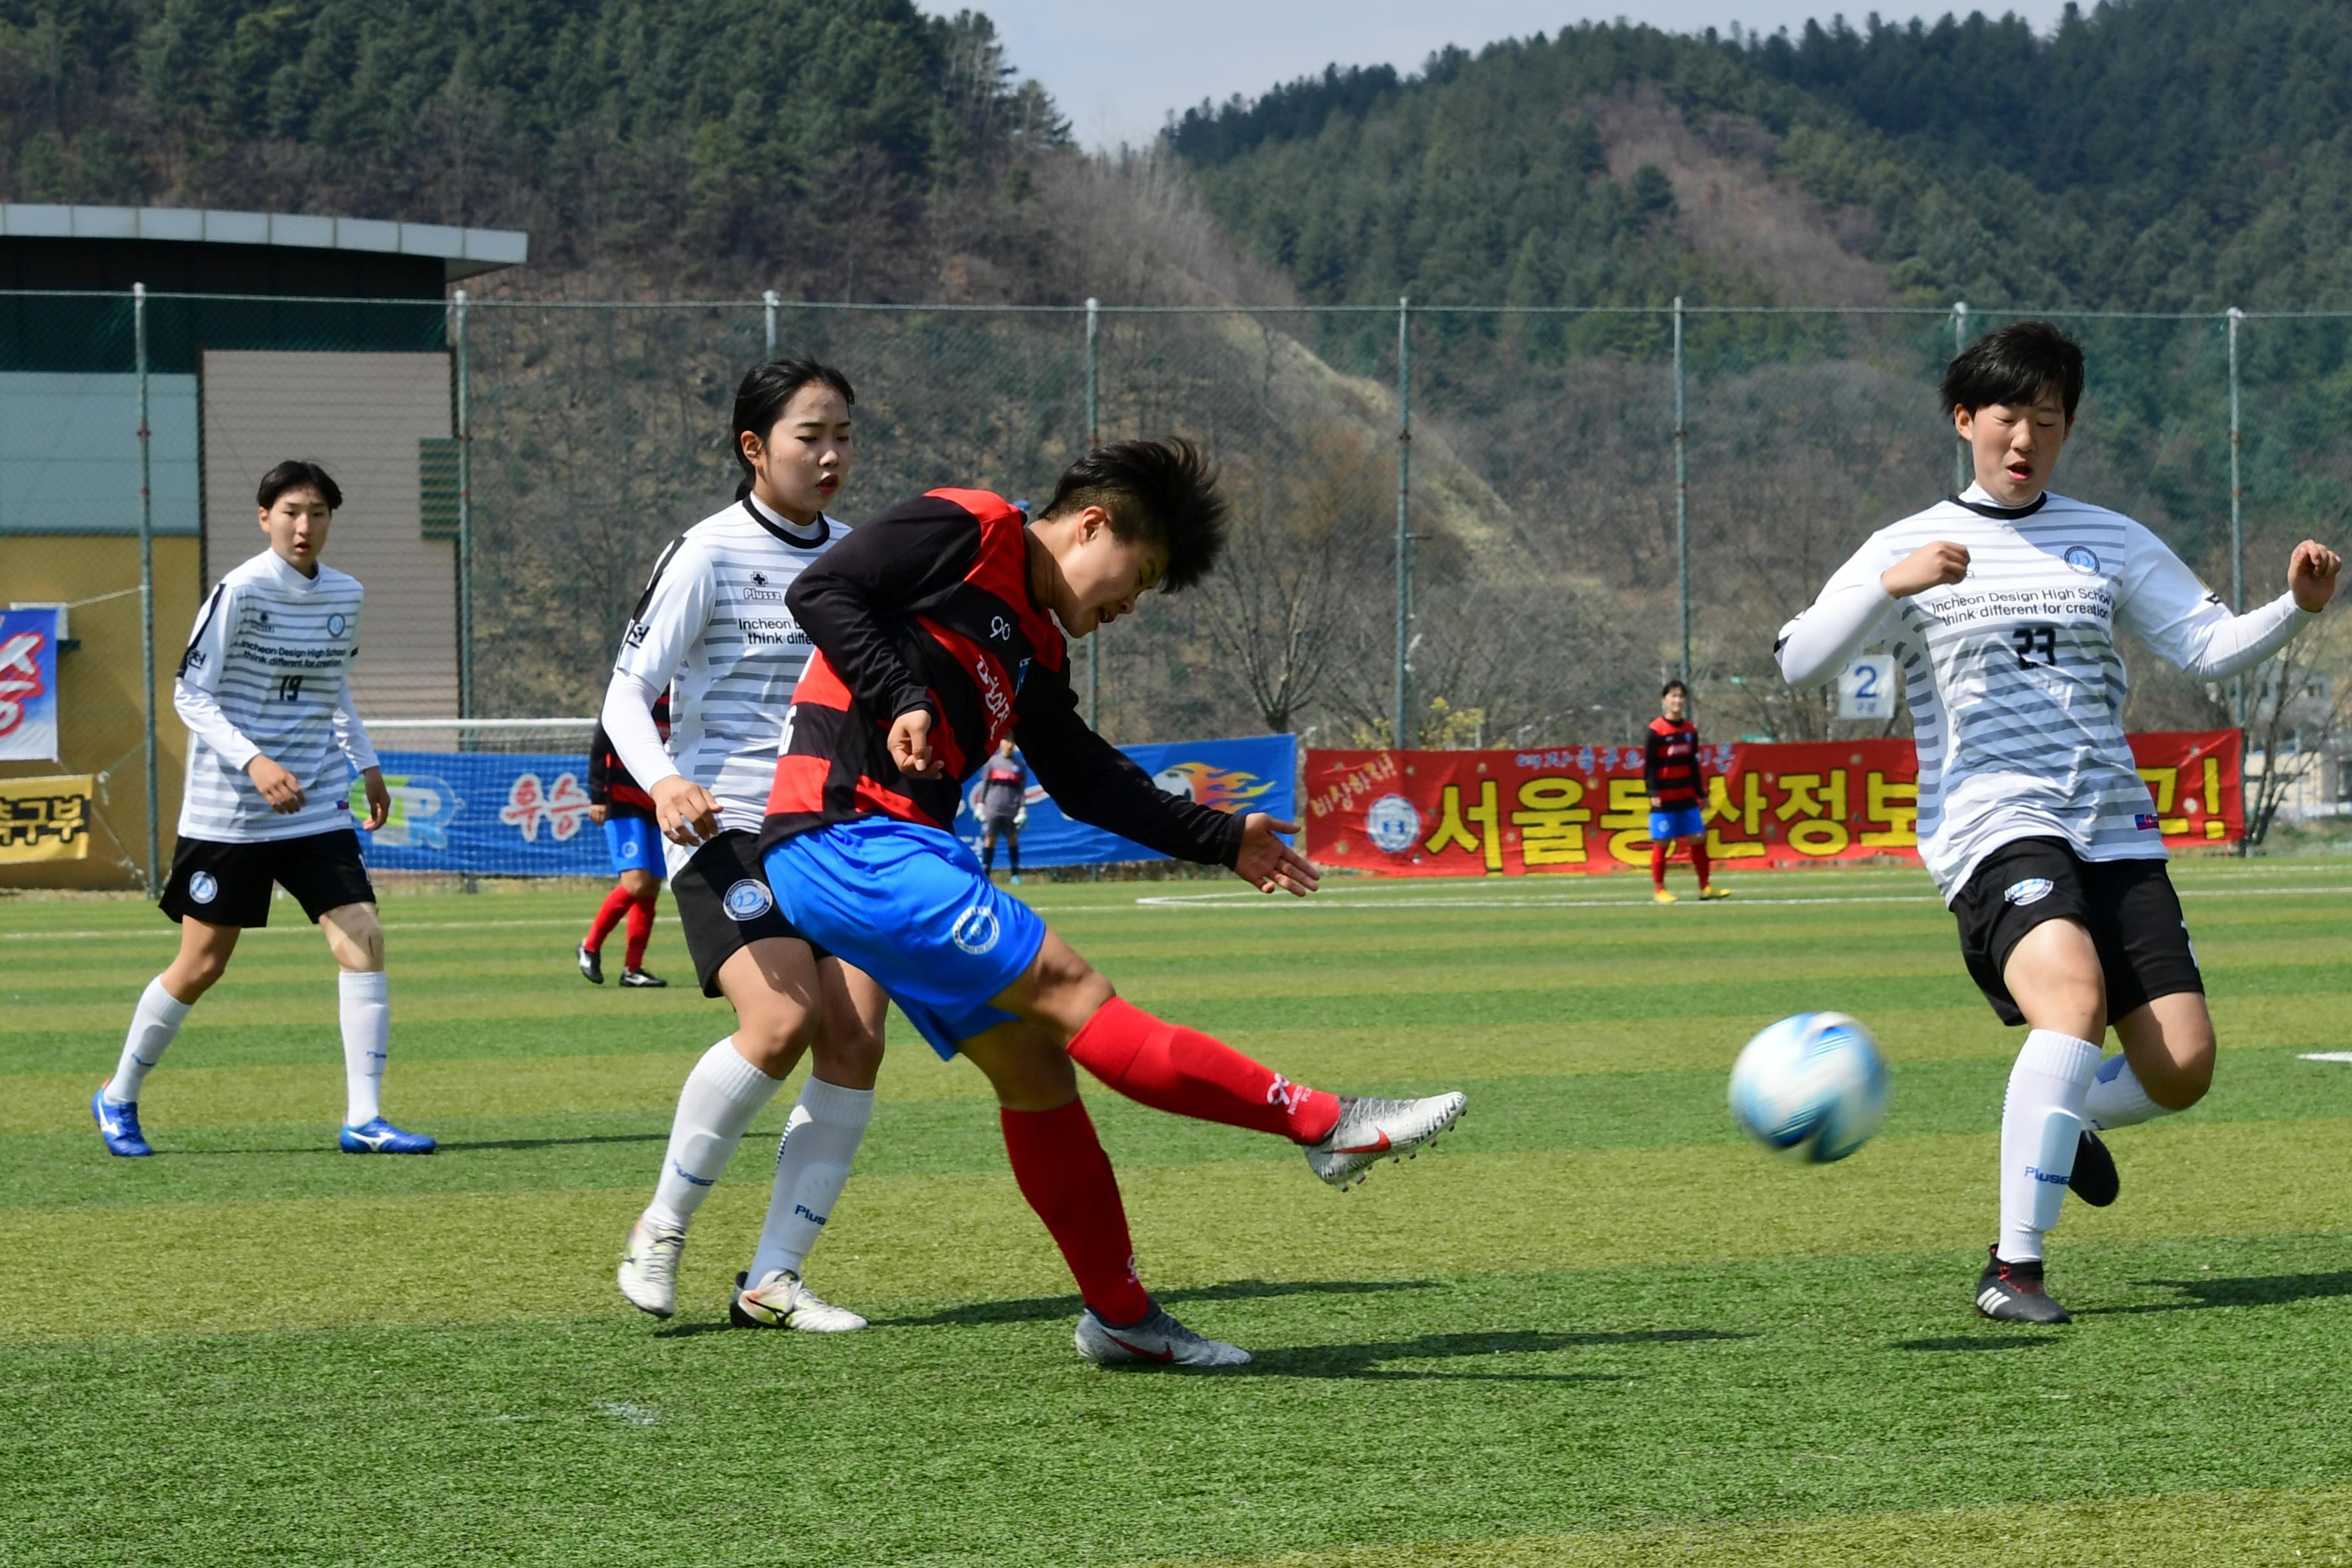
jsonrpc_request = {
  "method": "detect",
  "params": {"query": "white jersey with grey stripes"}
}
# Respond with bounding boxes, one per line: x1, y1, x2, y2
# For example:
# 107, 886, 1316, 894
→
1778, 485, 2314, 903
609, 495, 845, 868
175, 549, 377, 843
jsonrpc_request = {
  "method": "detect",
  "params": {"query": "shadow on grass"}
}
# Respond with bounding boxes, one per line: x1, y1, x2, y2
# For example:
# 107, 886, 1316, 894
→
435, 1132, 665, 1153
1891, 1335, 2058, 1353
1237, 1328, 1750, 1382
875, 1277, 1446, 1328
2090, 1270, 2352, 1316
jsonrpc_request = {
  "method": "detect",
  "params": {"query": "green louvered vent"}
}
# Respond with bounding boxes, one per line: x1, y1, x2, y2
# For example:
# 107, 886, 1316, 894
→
419, 438, 461, 541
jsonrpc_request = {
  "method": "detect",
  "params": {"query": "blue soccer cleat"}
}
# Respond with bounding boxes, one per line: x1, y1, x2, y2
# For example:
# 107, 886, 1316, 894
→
340, 1117, 436, 1155
92, 1087, 153, 1157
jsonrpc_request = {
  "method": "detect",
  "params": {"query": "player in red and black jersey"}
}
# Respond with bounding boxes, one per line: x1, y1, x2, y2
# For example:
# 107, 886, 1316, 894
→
580, 691, 672, 985
1644, 679, 1726, 904
759, 440, 1466, 1368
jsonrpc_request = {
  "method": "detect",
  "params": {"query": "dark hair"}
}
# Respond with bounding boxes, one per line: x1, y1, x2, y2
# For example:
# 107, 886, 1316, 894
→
1661, 678, 1687, 698
257, 460, 342, 511
732, 357, 856, 500
1939, 320, 2084, 421
1041, 438, 1228, 593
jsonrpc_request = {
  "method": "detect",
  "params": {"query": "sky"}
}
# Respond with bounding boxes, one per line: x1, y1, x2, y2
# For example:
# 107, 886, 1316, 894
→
959, 1, 2077, 152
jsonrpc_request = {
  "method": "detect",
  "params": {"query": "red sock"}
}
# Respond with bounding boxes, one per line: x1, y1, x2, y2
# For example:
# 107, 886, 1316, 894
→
1650, 841, 1669, 890
622, 894, 656, 970
585, 885, 633, 952
1690, 838, 1712, 888
1066, 997, 1342, 1145
999, 1099, 1151, 1324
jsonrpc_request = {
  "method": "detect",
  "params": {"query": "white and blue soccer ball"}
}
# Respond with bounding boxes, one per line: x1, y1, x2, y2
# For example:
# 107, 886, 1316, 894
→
1729, 1012, 1888, 1163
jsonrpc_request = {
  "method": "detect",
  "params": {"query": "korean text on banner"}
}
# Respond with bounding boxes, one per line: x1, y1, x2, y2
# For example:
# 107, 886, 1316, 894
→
950, 734, 1297, 871
0, 606, 64, 764
1305, 731, 2240, 877
0, 774, 94, 863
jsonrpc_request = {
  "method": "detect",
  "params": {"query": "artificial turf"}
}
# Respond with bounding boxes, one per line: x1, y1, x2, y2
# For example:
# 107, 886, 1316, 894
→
3, 861, 2348, 1565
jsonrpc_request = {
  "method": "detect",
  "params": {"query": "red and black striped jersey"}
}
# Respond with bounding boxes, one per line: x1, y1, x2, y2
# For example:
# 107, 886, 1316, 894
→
760, 488, 1243, 866
586, 691, 671, 816
1644, 716, 1705, 810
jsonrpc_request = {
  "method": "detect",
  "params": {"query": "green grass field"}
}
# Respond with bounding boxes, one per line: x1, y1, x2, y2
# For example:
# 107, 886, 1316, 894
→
5, 861, 2351, 1566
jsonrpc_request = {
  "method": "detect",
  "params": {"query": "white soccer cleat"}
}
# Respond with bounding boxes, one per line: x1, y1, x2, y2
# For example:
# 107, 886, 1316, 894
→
729, 1268, 869, 1332
617, 1218, 686, 1318
1304, 1091, 1467, 1191
1074, 1305, 1251, 1369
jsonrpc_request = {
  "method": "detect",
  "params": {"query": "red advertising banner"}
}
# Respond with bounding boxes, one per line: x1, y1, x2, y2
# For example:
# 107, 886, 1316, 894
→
1303, 731, 2242, 877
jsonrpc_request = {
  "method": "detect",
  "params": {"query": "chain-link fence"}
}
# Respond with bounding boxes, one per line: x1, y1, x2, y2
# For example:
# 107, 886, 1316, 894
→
6, 290, 2349, 888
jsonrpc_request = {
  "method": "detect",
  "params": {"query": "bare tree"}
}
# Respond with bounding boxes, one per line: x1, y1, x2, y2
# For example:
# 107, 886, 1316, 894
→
2244, 618, 2349, 847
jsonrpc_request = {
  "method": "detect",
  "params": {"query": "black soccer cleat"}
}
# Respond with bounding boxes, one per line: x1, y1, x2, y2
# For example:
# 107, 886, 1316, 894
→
620, 968, 668, 988
2068, 1129, 2119, 1208
578, 942, 604, 985
1975, 1246, 2072, 1324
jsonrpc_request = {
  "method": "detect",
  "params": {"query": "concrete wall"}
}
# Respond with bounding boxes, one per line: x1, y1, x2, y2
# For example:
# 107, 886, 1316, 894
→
201, 350, 456, 718
0, 534, 202, 890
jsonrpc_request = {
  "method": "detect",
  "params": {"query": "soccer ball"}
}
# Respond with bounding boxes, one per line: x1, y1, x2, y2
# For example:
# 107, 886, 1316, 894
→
1728, 1012, 1888, 1163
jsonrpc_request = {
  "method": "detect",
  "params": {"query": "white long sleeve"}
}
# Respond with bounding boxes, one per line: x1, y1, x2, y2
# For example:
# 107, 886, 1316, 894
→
173, 580, 261, 769
601, 669, 679, 793
2117, 527, 2315, 678
1776, 540, 1898, 686
332, 675, 378, 772
173, 674, 261, 770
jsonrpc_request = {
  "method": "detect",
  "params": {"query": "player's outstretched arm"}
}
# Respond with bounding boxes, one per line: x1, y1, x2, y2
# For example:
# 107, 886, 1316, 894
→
1774, 534, 1941, 686
1015, 673, 1246, 868
2121, 529, 2337, 680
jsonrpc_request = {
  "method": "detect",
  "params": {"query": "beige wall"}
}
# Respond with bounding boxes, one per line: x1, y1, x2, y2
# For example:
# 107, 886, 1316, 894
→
202, 351, 456, 718
0, 534, 202, 890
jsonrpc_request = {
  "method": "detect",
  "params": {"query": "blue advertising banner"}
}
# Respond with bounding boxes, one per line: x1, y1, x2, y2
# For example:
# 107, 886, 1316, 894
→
948, 733, 1297, 870
0, 605, 64, 763
353, 733, 1297, 876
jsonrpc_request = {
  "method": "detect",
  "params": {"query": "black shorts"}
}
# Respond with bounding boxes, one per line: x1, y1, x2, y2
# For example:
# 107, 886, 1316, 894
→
669, 829, 827, 998
160, 828, 375, 928
1951, 836, 2204, 1027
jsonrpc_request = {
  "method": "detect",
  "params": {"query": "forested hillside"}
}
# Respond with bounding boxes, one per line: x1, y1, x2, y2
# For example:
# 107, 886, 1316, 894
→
1171, 1, 2352, 313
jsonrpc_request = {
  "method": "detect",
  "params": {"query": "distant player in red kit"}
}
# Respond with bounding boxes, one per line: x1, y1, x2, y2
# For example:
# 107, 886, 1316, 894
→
1645, 679, 1726, 905
580, 692, 673, 986
977, 738, 1027, 883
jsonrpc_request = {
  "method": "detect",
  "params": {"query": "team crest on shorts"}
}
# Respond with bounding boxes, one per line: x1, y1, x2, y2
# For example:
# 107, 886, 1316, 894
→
2004, 877, 2055, 906
2064, 545, 2101, 573
1364, 794, 1422, 854
950, 903, 1001, 955
189, 871, 219, 905
723, 879, 774, 922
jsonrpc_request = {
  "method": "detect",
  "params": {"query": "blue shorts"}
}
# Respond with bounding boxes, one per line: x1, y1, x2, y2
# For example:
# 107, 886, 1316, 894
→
605, 814, 660, 876
763, 817, 1045, 1061
1649, 806, 1706, 843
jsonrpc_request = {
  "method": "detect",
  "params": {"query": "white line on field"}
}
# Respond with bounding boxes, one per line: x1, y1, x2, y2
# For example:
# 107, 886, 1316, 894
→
1133, 885, 2352, 910
2298, 1052, 2352, 1064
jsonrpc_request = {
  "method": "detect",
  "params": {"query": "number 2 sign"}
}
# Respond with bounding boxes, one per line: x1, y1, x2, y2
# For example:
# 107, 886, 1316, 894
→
1838, 655, 1897, 720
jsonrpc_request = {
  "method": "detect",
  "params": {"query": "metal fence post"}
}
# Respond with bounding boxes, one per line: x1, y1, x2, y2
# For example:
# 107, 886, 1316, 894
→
1951, 301, 1970, 493
2226, 306, 2246, 734
763, 290, 779, 357
1394, 296, 1413, 749
453, 289, 474, 721
1673, 295, 1690, 684
134, 283, 161, 895
1084, 296, 1101, 729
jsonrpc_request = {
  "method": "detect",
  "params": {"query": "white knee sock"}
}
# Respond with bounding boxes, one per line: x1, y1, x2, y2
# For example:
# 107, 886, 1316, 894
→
106, 976, 192, 1106
1999, 1028, 2103, 1262
2084, 1055, 2173, 1130
745, 1076, 875, 1284
644, 1039, 785, 1232
338, 970, 390, 1126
